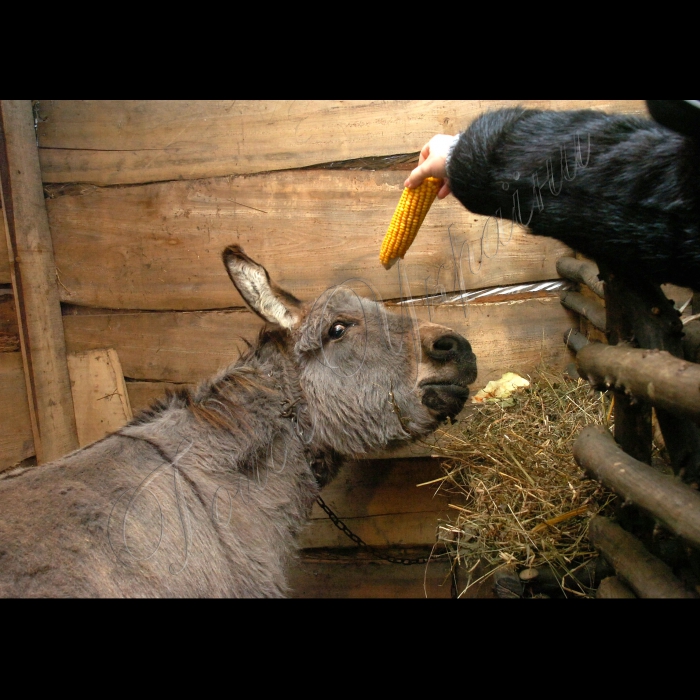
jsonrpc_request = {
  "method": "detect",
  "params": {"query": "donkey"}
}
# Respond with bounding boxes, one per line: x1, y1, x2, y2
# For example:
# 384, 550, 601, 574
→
0, 245, 477, 598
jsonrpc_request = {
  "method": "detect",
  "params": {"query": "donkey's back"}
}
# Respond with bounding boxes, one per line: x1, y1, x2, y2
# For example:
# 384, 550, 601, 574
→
0, 392, 313, 598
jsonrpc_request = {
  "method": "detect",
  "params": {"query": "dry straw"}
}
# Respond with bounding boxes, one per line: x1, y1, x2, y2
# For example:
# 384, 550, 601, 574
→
422, 365, 619, 598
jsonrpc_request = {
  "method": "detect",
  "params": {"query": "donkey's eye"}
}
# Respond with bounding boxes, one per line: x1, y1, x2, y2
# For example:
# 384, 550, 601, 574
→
328, 322, 348, 340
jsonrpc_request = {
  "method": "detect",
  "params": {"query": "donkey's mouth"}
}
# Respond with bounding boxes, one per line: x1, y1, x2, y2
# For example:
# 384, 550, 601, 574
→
421, 384, 470, 421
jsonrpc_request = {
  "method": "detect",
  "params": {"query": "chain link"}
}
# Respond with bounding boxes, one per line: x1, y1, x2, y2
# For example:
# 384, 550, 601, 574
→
316, 495, 429, 565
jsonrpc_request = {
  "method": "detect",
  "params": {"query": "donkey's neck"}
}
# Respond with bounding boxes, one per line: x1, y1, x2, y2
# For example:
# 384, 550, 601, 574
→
122, 328, 343, 487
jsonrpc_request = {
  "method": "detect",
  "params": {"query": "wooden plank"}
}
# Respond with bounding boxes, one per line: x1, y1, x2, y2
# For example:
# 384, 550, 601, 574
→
0, 100, 79, 464
0, 292, 19, 352
37, 100, 649, 185
0, 201, 10, 283
46, 169, 572, 310
62, 295, 577, 385
66, 348, 133, 448
0, 352, 35, 470
299, 457, 451, 549
62, 308, 264, 383
126, 380, 195, 414
288, 552, 454, 598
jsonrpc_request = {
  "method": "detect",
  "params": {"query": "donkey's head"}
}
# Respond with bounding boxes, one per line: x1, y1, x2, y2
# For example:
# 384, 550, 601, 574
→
223, 245, 477, 457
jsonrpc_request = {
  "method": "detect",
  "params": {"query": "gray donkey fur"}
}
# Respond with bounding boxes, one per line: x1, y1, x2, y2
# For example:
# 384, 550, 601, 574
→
0, 245, 476, 598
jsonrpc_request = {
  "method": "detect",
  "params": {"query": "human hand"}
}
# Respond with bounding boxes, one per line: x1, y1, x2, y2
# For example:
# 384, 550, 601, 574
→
404, 134, 457, 199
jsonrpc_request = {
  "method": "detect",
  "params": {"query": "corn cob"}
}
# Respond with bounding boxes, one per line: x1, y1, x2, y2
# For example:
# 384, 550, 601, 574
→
379, 176, 441, 270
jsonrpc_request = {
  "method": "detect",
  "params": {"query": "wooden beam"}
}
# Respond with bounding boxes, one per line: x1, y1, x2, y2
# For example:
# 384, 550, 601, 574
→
559, 291, 606, 331
564, 329, 590, 354
0, 292, 19, 352
37, 100, 649, 186
556, 256, 604, 298
596, 576, 636, 599
45, 169, 573, 311
577, 343, 700, 424
288, 548, 454, 598
588, 516, 696, 598
0, 352, 35, 470
0, 201, 10, 284
63, 295, 577, 386
0, 100, 79, 463
575, 425, 700, 549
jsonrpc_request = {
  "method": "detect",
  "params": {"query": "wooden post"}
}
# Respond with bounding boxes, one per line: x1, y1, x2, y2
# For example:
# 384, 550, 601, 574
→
589, 516, 697, 598
575, 425, 700, 549
0, 100, 78, 463
597, 263, 653, 466
596, 576, 636, 599
596, 262, 700, 485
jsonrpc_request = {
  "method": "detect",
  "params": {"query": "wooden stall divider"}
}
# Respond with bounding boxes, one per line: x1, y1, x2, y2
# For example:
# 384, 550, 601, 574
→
0, 100, 78, 464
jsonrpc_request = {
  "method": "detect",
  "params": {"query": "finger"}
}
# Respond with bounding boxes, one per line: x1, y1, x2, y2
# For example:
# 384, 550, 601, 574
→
417, 141, 432, 166
404, 163, 429, 188
437, 182, 452, 199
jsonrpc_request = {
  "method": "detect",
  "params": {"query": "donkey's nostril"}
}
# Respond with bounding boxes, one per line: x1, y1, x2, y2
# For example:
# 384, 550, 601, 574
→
428, 333, 473, 360
433, 336, 459, 353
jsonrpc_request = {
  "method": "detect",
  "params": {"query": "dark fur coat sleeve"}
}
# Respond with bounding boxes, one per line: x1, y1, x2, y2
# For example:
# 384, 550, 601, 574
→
445, 107, 700, 289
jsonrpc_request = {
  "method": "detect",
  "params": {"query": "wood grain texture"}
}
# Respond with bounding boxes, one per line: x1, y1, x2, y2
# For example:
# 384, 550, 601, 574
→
62, 295, 577, 386
63, 308, 265, 383
575, 424, 700, 548
589, 515, 697, 598
46, 169, 572, 310
0, 202, 9, 284
66, 348, 133, 447
0, 352, 35, 469
288, 551, 454, 598
577, 343, 700, 424
126, 380, 194, 415
36, 100, 649, 185
596, 576, 636, 599
0, 100, 79, 463
0, 292, 19, 352
299, 457, 451, 549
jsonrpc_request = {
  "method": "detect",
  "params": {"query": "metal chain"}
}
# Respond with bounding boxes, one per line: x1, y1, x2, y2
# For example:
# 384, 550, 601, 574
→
315, 495, 429, 565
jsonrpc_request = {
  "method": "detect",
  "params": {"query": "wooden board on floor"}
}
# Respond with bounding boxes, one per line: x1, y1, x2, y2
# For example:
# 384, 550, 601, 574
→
288, 550, 454, 599
0, 352, 34, 469
66, 348, 133, 447
37, 100, 648, 185
46, 169, 572, 310
62, 295, 577, 385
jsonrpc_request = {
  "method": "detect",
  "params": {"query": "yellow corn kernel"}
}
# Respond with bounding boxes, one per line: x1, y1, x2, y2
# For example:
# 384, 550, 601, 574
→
379, 177, 441, 270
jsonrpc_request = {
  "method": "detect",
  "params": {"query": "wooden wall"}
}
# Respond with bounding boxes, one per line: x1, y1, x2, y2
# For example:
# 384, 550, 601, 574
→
1, 100, 649, 594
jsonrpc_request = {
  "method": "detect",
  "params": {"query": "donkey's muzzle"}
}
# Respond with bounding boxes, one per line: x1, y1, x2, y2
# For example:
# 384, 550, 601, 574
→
421, 384, 470, 420
419, 330, 477, 420
427, 332, 478, 385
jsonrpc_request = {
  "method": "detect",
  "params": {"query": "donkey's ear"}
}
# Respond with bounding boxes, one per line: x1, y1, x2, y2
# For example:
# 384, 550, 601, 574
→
222, 245, 303, 329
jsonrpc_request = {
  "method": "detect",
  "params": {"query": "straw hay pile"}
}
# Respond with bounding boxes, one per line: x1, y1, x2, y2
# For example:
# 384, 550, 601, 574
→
425, 365, 620, 598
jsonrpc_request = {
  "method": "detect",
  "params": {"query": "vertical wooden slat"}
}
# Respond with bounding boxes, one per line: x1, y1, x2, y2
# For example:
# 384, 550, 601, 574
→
0, 100, 78, 463
0, 200, 11, 284
67, 348, 133, 448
